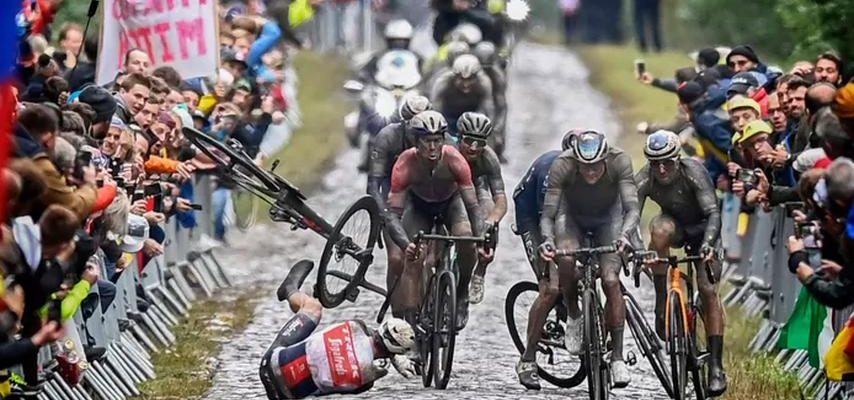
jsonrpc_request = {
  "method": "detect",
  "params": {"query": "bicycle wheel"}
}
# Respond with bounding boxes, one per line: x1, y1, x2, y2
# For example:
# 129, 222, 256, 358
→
316, 196, 380, 308
182, 127, 280, 195
669, 292, 688, 400
624, 291, 672, 397
432, 270, 457, 389
229, 189, 258, 232
505, 281, 585, 388
420, 274, 436, 388
583, 289, 608, 400
690, 305, 709, 400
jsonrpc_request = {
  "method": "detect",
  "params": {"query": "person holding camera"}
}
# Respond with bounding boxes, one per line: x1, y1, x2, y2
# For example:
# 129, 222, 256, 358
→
731, 120, 800, 208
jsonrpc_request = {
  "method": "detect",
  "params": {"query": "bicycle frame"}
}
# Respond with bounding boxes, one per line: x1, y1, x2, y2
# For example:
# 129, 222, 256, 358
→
662, 255, 704, 342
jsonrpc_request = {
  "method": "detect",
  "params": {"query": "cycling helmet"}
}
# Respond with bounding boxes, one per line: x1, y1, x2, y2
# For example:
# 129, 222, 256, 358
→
446, 41, 471, 66
644, 130, 681, 161
450, 23, 483, 46
473, 42, 497, 67
457, 112, 493, 138
572, 130, 609, 164
410, 110, 448, 137
378, 318, 415, 354
399, 95, 432, 121
453, 54, 482, 79
384, 19, 414, 41
561, 128, 583, 151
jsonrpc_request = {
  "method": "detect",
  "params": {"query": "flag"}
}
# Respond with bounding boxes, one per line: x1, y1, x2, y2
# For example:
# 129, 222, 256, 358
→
777, 286, 835, 368
825, 315, 854, 381
0, 2, 22, 230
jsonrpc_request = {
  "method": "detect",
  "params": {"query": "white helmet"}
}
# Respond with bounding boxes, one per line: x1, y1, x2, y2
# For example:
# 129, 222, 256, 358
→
450, 23, 482, 46
446, 41, 471, 66
457, 112, 493, 138
452, 54, 482, 79
378, 318, 415, 354
384, 19, 414, 41
399, 95, 432, 121
410, 110, 448, 137
644, 130, 681, 161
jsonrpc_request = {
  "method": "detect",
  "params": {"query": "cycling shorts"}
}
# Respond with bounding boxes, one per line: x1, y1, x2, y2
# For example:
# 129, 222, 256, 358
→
402, 193, 469, 237
520, 230, 547, 280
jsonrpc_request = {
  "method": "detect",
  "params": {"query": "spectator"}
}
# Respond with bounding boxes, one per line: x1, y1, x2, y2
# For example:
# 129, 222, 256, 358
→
815, 51, 844, 86
77, 85, 118, 139
65, 36, 99, 91
558, 0, 581, 45
633, 0, 662, 52
727, 72, 769, 115
114, 73, 152, 124
726, 95, 761, 145
767, 92, 789, 142
677, 81, 733, 182
56, 23, 84, 69
786, 77, 810, 153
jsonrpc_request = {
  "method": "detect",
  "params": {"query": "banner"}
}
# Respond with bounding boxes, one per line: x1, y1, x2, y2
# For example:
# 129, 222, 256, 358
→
96, 0, 218, 85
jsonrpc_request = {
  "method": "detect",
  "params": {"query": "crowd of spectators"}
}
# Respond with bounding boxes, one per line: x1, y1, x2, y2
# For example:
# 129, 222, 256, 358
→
637, 45, 854, 310
1, 0, 307, 396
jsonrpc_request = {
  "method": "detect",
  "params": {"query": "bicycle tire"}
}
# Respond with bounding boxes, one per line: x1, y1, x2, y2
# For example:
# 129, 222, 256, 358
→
315, 196, 380, 308
669, 291, 688, 400
182, 127, 280, 194
504, 281, 585, 388
583, 289, 607, 400
420, 273, 436, 388
432, 270, 457, 389
230, 189, 258, 232
690, 305, 708, 400
624, 291, 672, 397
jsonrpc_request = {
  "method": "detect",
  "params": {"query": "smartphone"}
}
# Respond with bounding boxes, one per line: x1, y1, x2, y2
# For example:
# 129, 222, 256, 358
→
190, 204, 204, 211
634, 59, 646, 77
47, 299, 62, 324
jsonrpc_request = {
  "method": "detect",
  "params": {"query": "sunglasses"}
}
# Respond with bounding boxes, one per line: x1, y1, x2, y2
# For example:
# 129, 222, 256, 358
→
461, 136, 487, 147
650, 159, 677, 168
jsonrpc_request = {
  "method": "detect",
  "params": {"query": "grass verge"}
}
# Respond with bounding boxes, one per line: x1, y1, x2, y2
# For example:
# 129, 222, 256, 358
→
137, 52, 349, 398
137, 288, 261, 399
577, 44, 801, 399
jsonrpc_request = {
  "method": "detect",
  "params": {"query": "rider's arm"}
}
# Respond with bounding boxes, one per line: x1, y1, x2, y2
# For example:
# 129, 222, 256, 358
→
430, 73, 451, 114
367, 129, 393, 210
614, 153, 641, 241
483, 148, 507, 224
386, 153, 414, 250
478, 73, 496, 119
448, 148, 485, 237
540, 155, 573, 244
633, 167, 650, 249
685, 159, 721, 247
491, 70, 508, 137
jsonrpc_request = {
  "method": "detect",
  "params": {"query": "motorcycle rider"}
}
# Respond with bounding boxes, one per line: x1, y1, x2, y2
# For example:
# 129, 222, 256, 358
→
431, 54, 494, 137
358, 19, 422, 84
384, 111, 486, 330
635, 130, 727, 396
539, 130, 640, 388
431, 0, 503, 46
367, 96, 433, 316
472, 41, 508, 161
454, 112, 506, 304
513, 131, 578, 390
259, 260, 416, 399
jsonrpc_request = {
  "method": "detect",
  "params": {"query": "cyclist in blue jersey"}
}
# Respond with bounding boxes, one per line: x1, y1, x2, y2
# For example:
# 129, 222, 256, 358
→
512, 130, 577, 390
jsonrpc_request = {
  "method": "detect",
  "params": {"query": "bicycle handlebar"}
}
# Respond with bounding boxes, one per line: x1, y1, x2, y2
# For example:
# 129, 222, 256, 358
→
555, 245, 618, 257
633, 248, 724, 286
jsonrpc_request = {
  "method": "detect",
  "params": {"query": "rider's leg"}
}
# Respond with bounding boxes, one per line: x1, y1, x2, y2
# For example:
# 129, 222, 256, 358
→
400, 204, 432, 326
597, 220, 629, 387
472, 185, 495, 279
385, 230, 407, 318
521, 231, 560, 363
649, 215, 678, 339
448, 196, 477, 302
696, 255, 727, 395
555, 213, 581, 318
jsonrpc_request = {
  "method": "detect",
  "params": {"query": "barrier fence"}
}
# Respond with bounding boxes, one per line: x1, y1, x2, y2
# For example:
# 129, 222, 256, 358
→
721, 197, 850, 399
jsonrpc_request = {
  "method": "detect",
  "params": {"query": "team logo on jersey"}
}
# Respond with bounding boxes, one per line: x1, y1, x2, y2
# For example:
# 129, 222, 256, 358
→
323, 323, 362, 387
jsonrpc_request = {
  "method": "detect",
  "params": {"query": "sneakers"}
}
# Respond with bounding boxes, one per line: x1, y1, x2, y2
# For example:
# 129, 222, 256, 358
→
277, 260, 314, 301
516, 360, 541, 390
469, 275, 485, 305
564, 316, 583, 355
610, 360, 631, 388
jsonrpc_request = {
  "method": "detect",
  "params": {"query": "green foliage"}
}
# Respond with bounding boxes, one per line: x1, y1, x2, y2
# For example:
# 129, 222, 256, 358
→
53, 0, 100, 44
774, 0, 854, 64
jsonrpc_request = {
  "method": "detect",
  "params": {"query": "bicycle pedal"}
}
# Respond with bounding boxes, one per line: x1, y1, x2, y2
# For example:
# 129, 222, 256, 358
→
345, 287, 360, 302
626, 351, 637, 366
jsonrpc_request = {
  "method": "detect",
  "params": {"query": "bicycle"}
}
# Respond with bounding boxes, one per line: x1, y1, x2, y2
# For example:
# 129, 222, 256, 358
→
182, 127, 381, 308
637, 248, 723, 400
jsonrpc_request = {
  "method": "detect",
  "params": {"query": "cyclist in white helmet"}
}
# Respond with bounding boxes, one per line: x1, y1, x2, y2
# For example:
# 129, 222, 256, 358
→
259, 260, 416, 399
538, 130, 640, 389
430, 54, 495, 137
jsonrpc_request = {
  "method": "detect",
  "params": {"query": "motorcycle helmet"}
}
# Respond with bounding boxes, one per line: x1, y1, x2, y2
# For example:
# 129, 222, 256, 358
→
384, 19, 413, 50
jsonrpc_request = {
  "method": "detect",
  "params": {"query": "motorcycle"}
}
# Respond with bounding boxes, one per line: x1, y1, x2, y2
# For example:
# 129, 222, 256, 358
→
343, 49, 423, 171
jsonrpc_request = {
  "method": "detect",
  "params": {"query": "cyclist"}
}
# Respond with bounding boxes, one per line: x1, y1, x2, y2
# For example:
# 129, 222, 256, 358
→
635, 130, 727, 396
513, 131, 578, 390
384, 111, 486, 331
259, 260, 416, 399
472, 42, 508, 161
539, 130, 640, 388
430, 54, 495, 136
454, 112, 507, 304
366, 95, 433, 316
358, 19, 422, 84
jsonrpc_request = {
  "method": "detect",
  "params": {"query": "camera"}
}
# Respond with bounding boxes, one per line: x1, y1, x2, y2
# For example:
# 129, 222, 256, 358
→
796, 221, 822, 249
73, 148, 94, 181
737, 168, 758, 186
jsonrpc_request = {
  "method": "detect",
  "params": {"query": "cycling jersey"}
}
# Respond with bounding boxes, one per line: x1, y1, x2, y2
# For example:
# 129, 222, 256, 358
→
635, 158, 721, 248
267, 321, 383, 399
468, 145, 505, 197
513, 150, 560, 235
386, 145, 483, 249
540, 148, 640, 245
481, 65, 507, 151
367, 122, 412, 209
430, 71, 495, 135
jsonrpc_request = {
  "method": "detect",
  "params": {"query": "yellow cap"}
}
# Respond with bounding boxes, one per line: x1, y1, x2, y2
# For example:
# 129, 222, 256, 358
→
726, 95, 761, 114
737, 120, 773, 144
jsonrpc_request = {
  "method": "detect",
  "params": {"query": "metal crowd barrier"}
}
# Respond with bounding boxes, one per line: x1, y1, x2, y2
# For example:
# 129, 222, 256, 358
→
6, 174, 232, 400
303, 1, 379, 53
721, 202, 847, 399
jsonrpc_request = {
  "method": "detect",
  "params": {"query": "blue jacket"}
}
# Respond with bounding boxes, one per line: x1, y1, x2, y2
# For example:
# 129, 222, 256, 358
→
689, 93, 733, 181
247, 21, 282, 76
513, 150, 560, 234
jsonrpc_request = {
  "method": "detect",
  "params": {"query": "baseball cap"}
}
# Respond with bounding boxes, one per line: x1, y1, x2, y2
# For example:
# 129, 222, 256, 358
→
737, 120, 773, 145
726, 95, 761, 114
120, 214, 149, 253
727, 72, 759, 96
677, 81, 705, 105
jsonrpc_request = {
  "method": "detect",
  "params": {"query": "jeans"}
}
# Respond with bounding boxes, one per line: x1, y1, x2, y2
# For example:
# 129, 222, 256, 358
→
634, 0, 662, 51
212, 187, 233, 241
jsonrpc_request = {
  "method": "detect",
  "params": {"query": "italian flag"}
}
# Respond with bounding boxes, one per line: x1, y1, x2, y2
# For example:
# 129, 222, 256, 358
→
778, 286, 835, 368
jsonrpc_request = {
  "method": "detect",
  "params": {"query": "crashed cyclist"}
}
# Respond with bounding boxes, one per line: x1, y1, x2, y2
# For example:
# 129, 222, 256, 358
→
430, 54, 495, 137
366, 96, 434, 317
539, 130, 640, 388
512, 131, 578, 390
453, 112, 507, 304
634, 130, 728, 396
384, 111, 487, 332
258, 260, 416, 399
